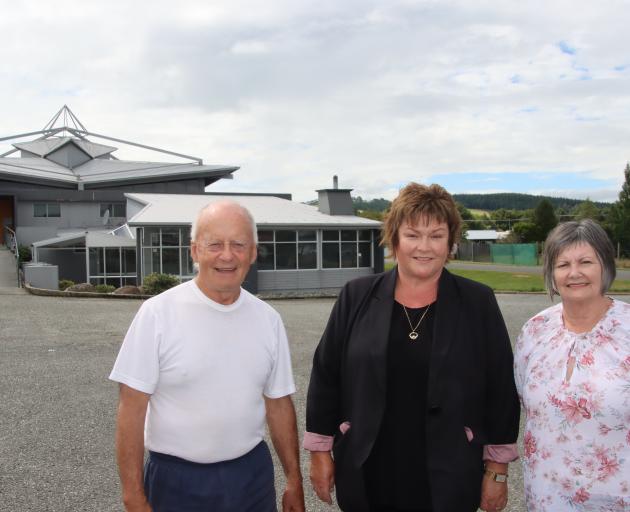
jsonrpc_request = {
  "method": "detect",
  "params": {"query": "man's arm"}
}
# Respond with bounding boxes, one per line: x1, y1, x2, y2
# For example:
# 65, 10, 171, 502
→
264, 395, 305, 512
115, 383, 152, 512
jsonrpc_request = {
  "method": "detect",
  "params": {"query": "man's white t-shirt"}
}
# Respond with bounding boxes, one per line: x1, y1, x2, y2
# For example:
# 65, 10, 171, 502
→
109, 280, 296, 463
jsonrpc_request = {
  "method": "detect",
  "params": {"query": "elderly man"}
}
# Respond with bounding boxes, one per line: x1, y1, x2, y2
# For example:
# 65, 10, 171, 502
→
110, 201, 304, 512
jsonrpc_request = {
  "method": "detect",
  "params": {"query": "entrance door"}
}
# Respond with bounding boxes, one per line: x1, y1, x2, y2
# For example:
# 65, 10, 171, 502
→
0, 197, 14, 245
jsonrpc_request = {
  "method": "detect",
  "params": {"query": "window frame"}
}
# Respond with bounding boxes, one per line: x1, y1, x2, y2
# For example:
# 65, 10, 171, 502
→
321, 229, 373, 269
256, 229, 319, 271
139, 226, 194, 280
100, 202, 126, 218
33, 202, 61, 218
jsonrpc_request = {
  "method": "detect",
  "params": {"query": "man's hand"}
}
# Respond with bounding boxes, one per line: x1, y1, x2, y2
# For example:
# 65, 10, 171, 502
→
282, 476, 306, 512
122, 496, 152, 512
479, 463, 508, 512
264, 396, 305, 512
310, 451, 335, 505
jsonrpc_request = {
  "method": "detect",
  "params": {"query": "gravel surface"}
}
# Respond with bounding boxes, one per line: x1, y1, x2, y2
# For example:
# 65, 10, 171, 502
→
1, 289, 627, 512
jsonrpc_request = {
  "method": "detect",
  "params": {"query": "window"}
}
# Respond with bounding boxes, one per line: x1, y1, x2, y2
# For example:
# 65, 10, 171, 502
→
33, 203, 61, 218
141, 226, 193, 279
89, 247, 137, 287
100, 203, 126, 217
322, 230, 373, 269
256, 230, 318, 270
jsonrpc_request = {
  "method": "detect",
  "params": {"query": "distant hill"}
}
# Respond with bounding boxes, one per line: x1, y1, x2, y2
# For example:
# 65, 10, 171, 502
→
308, 193, 611, 214
451, 193, 610, 211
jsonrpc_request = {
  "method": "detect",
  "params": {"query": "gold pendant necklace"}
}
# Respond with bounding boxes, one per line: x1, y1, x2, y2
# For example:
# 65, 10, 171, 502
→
402, 303, 431, 341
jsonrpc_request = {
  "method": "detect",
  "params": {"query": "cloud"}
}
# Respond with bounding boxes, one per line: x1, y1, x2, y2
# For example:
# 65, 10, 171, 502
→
0, 0, 629, 203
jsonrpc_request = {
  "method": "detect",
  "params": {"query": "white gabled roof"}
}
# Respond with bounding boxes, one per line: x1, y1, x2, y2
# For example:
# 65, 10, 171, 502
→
125, 193, 382, 228
32, 228, 136, 248
86, 232, 136, 247
32, 232, 87, 248
465, 230, 500, 241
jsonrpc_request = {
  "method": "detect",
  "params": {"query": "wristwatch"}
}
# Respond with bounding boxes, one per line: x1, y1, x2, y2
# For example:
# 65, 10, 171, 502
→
484, 469, 508, 483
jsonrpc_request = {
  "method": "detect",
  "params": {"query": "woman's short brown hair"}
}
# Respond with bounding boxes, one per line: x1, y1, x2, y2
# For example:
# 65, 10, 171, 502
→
381, 182, 462, 253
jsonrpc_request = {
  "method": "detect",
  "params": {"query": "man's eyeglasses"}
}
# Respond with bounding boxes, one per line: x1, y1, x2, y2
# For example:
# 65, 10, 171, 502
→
196, 240, 250, 254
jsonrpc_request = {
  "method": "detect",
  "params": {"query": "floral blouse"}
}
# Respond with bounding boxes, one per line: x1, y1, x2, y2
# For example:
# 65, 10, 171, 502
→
514, 299, 630, 511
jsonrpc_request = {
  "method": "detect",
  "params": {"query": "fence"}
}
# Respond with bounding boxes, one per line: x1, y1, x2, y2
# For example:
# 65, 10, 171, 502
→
490, 243, 538, 265
457, 242, 538, 266
456, 241, 492, 262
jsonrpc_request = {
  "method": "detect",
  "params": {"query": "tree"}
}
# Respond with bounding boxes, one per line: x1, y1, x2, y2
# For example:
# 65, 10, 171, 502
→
456, 203, 485, 231
356, 210, 383, 221
512, 221, 538, 243
573, 198, 600, 221
608, 162, 630, 257
533, 198, 557, 241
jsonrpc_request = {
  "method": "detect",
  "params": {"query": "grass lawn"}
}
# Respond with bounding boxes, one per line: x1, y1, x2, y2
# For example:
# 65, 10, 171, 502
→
448, 269, 546, 292
449, 269, 630, 293
383, 262, 630, 292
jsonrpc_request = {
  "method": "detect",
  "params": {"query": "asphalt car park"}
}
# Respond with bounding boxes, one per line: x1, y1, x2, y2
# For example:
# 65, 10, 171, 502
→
1, 290, 627, 511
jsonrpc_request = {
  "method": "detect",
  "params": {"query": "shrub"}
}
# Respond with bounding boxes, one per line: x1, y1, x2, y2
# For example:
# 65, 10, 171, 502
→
94, 284, 116, 294
142, 273, 180, 295
59, 279, 75, 291
65, 283, 97, 293
18, 245, 32, 263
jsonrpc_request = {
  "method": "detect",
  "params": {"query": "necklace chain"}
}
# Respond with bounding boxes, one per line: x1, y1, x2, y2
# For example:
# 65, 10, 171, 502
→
402, 303, 431, 341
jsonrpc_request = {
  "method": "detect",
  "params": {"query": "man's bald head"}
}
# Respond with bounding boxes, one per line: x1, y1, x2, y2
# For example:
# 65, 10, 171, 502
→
191, 201, 258, 245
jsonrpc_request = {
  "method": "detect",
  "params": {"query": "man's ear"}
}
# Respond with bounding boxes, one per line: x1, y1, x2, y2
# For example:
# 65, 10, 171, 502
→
190, 241, 199, 263
249, 244, 258, 265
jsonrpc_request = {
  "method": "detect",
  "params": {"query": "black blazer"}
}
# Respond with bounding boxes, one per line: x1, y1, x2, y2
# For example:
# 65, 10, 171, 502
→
306, 268, 520, 512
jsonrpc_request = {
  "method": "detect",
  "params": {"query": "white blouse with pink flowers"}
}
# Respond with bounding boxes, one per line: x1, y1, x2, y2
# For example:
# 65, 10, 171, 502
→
514, 299, 630, 511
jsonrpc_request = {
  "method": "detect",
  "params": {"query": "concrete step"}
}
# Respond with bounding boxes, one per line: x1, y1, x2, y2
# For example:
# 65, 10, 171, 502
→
0, 245, 20, 287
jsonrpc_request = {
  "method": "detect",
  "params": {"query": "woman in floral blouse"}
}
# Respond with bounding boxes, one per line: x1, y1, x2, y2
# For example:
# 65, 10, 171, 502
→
514, 219, 630, 511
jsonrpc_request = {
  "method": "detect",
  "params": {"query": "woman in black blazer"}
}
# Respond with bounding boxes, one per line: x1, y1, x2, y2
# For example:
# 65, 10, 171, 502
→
304, 183, 520, 512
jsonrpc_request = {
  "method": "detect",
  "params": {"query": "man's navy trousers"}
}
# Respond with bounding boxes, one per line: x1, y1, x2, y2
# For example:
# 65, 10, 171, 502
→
144, 440, 277, 511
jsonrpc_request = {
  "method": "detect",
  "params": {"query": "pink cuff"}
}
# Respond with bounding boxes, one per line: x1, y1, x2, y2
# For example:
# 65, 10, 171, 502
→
303, 432, 333, 451
483, 443, 519, 463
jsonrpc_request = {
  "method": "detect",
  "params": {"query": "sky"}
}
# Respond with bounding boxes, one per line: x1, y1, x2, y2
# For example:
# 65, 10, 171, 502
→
1, 0, 629, 203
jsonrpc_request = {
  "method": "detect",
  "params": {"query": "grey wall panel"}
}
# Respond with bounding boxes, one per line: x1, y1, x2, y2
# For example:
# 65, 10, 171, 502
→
4, 187, 128, 201
257, 272, 275, 290
316, 189, 353, 215
257, 268, 373, 292
297, 271, 321, 289
36, 249, 87, 282
18, 201, 112, 230
105, 179, 206, 194
0, 180, 74, 193
17, 226, 58, 246
320, 269, 371, 288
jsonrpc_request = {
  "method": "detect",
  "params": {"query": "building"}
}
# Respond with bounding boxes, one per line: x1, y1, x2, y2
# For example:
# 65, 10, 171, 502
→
125, 190, 382, 293
0, 106, 237, 284
1, 106, 383, 292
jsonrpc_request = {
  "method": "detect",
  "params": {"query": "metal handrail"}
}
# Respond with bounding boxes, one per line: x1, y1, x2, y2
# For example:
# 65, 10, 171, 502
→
4, 226, 21, 287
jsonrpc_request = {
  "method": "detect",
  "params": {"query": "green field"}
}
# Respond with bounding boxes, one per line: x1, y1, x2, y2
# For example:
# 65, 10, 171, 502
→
452, 269, 630, 292
383, 263, 630, 293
